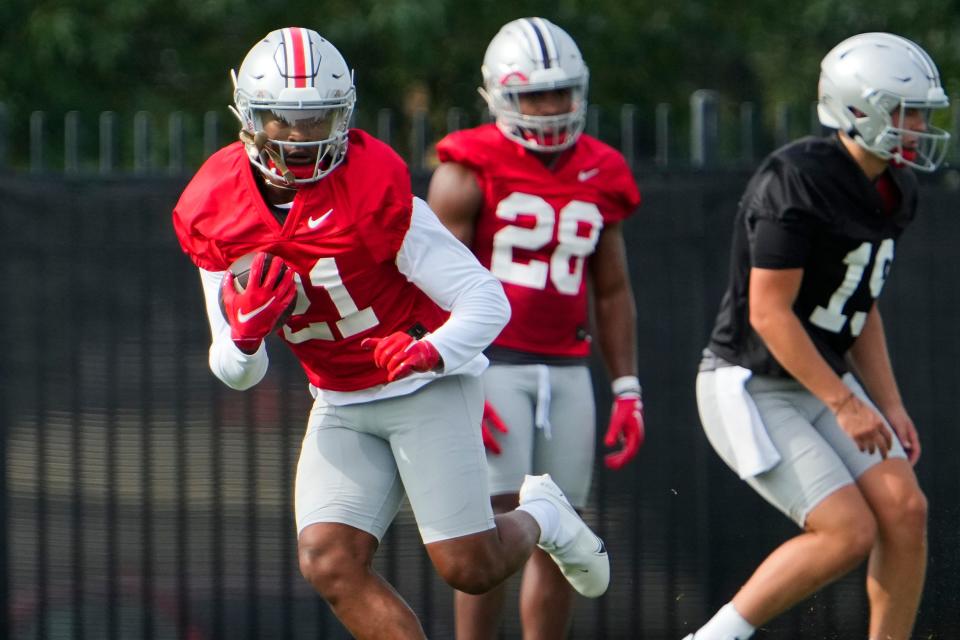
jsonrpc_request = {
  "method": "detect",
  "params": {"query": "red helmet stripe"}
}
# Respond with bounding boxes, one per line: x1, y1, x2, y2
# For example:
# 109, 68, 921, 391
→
283, 27, 312, 88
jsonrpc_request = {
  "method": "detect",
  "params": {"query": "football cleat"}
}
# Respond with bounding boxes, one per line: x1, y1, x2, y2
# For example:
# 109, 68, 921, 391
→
519, 474, 609, 598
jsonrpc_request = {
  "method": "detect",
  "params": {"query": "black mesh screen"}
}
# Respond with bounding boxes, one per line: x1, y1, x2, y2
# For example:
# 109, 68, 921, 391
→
2, 171, 958, 639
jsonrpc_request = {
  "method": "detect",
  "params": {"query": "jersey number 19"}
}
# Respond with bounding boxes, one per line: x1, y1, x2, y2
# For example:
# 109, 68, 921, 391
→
809, 239, 894, 336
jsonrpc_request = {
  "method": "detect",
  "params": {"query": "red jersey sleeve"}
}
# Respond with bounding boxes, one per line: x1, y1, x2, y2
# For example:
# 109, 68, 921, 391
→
435, 126, 505, 186
172, 143, 251, 271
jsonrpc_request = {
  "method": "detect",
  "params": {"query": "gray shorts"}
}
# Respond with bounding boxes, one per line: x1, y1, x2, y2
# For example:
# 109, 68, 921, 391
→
483, 364, 596, 508
294, 375, 496, 544
696, 368, 906, 526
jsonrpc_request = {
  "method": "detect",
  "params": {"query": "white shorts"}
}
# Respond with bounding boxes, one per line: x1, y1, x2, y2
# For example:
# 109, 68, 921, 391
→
483, 364, 595, 508
696, 367, 906, 527
295, 375, 496, 544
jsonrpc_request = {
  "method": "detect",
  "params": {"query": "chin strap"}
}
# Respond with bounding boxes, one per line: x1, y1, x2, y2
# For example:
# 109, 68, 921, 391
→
228, 104, 296, 186
237, 129, 296, 185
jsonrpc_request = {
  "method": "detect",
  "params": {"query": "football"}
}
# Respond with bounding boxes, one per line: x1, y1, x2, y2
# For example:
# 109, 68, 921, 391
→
219, 252, 298, 328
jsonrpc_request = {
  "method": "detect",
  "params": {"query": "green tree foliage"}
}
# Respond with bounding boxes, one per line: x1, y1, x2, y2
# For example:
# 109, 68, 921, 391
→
2, 0, 959, 148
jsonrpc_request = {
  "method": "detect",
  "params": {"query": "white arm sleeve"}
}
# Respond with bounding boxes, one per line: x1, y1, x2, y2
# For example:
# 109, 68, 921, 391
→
199, 268, 269, 390
396, 197, 510, 373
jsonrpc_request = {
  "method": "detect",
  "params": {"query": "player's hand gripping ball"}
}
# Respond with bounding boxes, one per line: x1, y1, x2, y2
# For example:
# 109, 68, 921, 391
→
219, 252, 298, 351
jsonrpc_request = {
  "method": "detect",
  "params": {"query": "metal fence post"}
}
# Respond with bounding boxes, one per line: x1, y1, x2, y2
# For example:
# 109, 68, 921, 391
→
134, 111, 152, 175
774, 102, 791, 149
446, 107, 464, 134
620, 104, 636, 170
99, 111, 117, 176
655, 103, 671, 167
411, 109, 428, 171
739, 102, 755, 166
810, 101, 823, 136
951, 100, 960, 162
203, 111, 220, 160
377, 108, 393, 146
691, 90, 719, 168
30, 111, 45, 173
0, 102, 9, 169
168, 111, 185, 175
64, 111, 80, 174
587, 105, 600, 139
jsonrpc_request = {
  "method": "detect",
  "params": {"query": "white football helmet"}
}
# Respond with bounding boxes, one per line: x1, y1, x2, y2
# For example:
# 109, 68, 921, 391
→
818, 32, 950, 172
480, 18, 588, 152
231, 27, 356, 185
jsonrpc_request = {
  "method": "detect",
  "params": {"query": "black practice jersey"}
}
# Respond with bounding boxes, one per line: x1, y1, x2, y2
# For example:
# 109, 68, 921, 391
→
707, 135, 918, 377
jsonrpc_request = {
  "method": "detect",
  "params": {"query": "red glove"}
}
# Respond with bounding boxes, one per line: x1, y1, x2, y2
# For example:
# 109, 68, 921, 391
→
481, 401, 509, 455
361, 331, 442, 382
604, 378, 645, 470
220, 252, 296, 353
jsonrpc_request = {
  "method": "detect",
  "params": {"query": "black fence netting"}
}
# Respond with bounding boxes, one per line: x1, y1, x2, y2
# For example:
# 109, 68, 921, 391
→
1, 170, 958, 639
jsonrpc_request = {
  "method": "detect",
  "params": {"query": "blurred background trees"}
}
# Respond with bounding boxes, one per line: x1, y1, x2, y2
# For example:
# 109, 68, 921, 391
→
2, 0, 960, 159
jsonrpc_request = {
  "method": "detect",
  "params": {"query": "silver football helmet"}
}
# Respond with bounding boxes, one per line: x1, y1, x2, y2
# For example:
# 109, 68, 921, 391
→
480, 18, 588, 152
231, 27, 356, 185
818, 32, 950, 172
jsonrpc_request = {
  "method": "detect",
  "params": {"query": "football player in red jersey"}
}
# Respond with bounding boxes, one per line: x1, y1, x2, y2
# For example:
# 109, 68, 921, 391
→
172, 28, 611, 640
427, 18, 644, 639
689, 34, 949, 640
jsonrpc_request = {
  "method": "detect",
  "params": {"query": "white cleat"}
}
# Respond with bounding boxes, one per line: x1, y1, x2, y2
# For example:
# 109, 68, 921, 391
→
519, 473, 610, 598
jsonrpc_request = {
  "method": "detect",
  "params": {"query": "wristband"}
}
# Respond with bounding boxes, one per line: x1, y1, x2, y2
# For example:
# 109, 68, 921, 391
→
612, 375, 642, 397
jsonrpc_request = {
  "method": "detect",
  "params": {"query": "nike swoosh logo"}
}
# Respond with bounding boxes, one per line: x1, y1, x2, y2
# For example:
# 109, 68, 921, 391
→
308, 208, 334, 229
237, 297, 276, 323
577, 168, 600, 182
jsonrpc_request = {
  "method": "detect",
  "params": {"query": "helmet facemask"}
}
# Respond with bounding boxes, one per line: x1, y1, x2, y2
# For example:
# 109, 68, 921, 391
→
234, 98, 354, 186
482, 78, 588, 152
866, 95, 949, 172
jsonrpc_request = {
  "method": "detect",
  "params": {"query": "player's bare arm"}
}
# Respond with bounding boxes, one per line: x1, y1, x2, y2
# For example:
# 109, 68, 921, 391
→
588, 222, 637, 379
847, 304, 921, 462
749, 267, 892, 456
590, 223, 645, 469
427, 162, 484, 247
845, 304, 904, 413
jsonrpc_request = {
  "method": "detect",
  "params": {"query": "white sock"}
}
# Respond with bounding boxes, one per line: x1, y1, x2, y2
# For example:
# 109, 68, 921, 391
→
517, 499, 559, 546
694, 602, 755, 639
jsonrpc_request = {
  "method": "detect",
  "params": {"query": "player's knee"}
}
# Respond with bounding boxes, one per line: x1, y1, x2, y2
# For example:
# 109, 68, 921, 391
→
901, 489, 929, 532
435, 554, 502, 594
298, 543, 369, 601
881, 488, 928, 543
835, 516, 877, 562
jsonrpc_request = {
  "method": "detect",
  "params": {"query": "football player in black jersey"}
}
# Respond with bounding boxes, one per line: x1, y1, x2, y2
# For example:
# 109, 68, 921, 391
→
687, 33, 950, 640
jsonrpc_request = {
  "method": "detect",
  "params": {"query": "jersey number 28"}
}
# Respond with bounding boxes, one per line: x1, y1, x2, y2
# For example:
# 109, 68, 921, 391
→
491, 193, 603, 295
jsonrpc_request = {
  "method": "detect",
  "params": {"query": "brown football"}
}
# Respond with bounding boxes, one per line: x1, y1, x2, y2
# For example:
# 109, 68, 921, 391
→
218, 252, 298, 328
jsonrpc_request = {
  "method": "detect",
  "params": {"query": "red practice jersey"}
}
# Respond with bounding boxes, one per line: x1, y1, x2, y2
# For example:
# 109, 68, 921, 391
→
436, 124, 640, 358
173, 130, 447, 391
